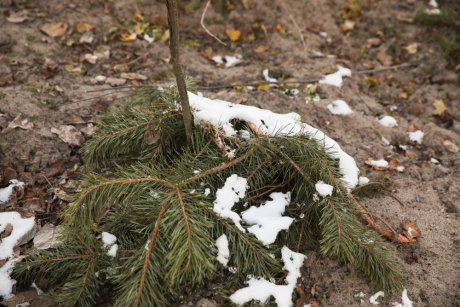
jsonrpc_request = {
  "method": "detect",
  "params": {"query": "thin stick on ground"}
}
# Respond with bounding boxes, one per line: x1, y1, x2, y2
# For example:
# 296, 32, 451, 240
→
201, 0, 227, 46
166, 0, 193, 145
289, 15, 305, 47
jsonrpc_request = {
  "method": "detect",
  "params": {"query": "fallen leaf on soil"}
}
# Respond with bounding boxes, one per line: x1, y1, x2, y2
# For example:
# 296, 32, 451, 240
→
340, 20, 355, 32
275, 23, 287, 34
45, 160, 65, 178
377, 48, 392, 66
161, 30, 170, 42
0, 73, 13, 86
33, 223, 62, 249
79, 32, 94, 44
106, 77, 127, 87
366, 38, 381, 48
403, 222, 420, 240
40, 22, 69, 38
254, 45, 268, 53
399, 91, 408, 99
53, 187, 73, 202
226, 28, 241, 42
65, 64, 83, 73
257, 83, 271, 92
405, 150, 418, 160
75, 21, 94, 33
5, 115, 34, 131
65, 114, 85, 125
404, 42, 419, 54
51, 125, 83, 146
120, 72, 148, 81
242, 0, 252, 9
81, 123, 96, 136
432, 99, 447, 115
80, 53, 98, 64
42, 57, 60, 79
443, 140, 459, 153
120, 31, 137, 42
7, 10, 29, 23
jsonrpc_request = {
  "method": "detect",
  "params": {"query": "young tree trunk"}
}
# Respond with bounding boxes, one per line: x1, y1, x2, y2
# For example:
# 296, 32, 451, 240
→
165, 0, 193, 145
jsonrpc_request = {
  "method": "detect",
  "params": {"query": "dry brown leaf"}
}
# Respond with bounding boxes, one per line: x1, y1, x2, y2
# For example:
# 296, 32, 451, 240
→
404, 42, 419, 54
80, 53, 98, 64
105, 77, 127, 87
403, 222, 420, 240
40, 22, 69, 38
120, 72, 148, 81
225, 28, 241, 42
51, 125, 83, 146
6, 115, 34, 131
443, 140, 459, 153
405, 150, 418, 160
0, 73, 13, 87
75, 21, 94, 33
377, 48, 392, 66
275, 23, 287, 34
366, 38, 381, 48
432, 99, 447, 116
254, 45, 268, 53
7, 10, 29, 23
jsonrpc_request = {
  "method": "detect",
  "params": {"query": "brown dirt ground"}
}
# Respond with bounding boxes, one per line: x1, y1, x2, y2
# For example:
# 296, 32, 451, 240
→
0, 0, 459, 306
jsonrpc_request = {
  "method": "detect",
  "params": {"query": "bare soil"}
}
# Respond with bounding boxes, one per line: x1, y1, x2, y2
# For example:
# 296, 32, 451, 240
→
0, 0, 459, 306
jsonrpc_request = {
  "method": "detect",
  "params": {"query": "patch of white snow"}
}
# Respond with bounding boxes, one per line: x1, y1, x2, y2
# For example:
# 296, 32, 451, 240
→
315, 181, 333, 197
215, 234, 230, 267
0, 180, 24, 204
369, 291, 384, 305
327, 100, 353, 115
188, 92, 360, 188
407, 130, 424, 144
377, 116, 398, 128
319, 66, 352, 88
242, 192, 293, 245
213, 175, 248, 231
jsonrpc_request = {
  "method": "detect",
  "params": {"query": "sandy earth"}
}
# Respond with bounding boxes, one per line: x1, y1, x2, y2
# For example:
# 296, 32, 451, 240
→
0, 0, 459, 306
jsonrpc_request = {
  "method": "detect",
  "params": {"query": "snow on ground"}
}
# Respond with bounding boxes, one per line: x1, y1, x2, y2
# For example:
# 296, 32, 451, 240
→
230, 246, 305, 307
212, 55, 242, 68
0, 212, 36, 299
319, 66, 352, 88
215, 234, 230, 267
327, 100, 353, 115
369, 291, 384, 305
407, 130, 424, 144
366, 159, 389, 168
213, 174, 248, 232
188, 92, 360, 188
377, 116, 398, 128
242, 192, 293, 245
315, 181, 334, 197
262, 68, 277, 83
358, 176, 370, 185
0, 179, 24, 204
392, 289, 413, 307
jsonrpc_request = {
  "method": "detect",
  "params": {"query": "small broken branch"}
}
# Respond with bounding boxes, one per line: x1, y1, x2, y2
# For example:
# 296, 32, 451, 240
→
201, 0, 227, 46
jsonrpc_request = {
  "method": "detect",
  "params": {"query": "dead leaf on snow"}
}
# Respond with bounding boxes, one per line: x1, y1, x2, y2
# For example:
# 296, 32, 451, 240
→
1, 224, 13, 238
120, 72, 148, 81
40, 22, 69, 38
404, 42, 419, 54
226, 28, 241, 42
51, 125, 83, 146
105, 77, 127, 87
377, 48, 392, 66
443, 140, 459, 153
7, 10, 30, 23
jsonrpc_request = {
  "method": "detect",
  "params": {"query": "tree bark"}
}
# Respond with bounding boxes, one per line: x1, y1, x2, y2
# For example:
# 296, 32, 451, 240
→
165, 0, 193, 145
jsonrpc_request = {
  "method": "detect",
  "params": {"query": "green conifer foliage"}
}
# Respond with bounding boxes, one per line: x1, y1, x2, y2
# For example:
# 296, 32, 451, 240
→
13, 87, 402, 306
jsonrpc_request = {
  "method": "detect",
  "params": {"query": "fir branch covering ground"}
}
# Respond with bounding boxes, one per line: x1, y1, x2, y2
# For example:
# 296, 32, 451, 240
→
13, 86, 402, 306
